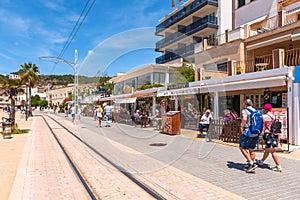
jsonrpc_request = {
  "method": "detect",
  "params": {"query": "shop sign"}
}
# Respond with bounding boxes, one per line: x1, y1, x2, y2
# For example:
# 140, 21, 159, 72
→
295, 66, 300, 83
167, 82, 189, 90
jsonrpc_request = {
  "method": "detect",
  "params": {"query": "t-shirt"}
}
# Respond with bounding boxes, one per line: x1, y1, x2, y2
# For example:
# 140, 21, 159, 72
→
104, 105, 112, 115
200, 113, 213, 124
263, 113, 273, 133
96, 107, 103, 117
71, 107, 76, 115
241, 106, 256, 137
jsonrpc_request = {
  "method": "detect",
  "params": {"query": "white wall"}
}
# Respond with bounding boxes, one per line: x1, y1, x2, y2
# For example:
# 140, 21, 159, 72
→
235, 0, 278, 27
293, 83, 300, 146
219, 0, 233, 33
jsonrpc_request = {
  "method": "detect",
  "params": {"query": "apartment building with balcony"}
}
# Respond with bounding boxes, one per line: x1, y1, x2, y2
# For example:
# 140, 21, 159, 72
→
155, 0, 232, 65
193, 0, 300, 145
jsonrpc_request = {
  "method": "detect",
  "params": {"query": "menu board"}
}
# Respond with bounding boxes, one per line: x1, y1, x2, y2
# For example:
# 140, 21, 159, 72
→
271, 108, 288, 141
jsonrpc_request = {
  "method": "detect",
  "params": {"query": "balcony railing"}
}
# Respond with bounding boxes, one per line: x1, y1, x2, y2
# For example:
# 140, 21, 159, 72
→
285, 7, 300, 25
232, 54, 273, 74
248, 15, 278, 37
156, 15, 218, 49
156, 44, 195, 64
285, 48, 300, 66
156, 0, 218, 33
207, 33, 226, 47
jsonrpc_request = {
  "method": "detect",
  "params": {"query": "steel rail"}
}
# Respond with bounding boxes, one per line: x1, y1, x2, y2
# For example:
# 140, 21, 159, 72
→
45, 114, 166, 200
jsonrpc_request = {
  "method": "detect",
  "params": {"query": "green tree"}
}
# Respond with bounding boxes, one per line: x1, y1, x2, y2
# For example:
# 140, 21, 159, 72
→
19, 62, 40, 116
176, 63, 195, 83
31, 94, 41, 107
38, 100, 48, 108
97, 74, 113, 95
0, 75, 24, 125
135, 83, 164, 91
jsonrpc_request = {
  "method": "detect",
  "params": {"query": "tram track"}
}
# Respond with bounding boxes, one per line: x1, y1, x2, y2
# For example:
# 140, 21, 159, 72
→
41, 114, 167, 200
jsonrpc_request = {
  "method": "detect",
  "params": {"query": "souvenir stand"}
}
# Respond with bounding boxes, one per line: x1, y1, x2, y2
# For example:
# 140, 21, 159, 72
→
161, 111, 181, 135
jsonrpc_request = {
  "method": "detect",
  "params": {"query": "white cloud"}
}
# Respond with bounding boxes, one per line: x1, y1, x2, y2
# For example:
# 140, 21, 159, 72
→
39, 0, 65, 11
0, 52, 12, 60
0, 9, 31, 34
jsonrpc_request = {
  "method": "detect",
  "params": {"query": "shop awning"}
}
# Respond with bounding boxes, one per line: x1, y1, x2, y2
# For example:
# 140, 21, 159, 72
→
198, 76, 287, 93
114, 97, 137, 104
131, 87, 163, 98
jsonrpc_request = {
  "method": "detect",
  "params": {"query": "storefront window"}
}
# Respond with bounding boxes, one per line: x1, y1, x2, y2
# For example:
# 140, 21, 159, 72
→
137, 73, 151, 87
153, 72, 165, 84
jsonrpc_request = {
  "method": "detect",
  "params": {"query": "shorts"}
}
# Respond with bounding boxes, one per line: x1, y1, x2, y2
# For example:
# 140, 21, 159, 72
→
72, 114, 75, 118
264, 133, 278, 148
239, 134, 259, 150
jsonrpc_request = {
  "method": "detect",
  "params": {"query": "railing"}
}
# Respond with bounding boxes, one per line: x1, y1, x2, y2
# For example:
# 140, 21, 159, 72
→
156, 44, 195, 64
248, 15, 278, 37
232, 54, 273, 74
285, 48, 300, 66
156, 15, 218, 49
207, 33, 226, 47
285, 7, 300, 25
156, 0, 218, 33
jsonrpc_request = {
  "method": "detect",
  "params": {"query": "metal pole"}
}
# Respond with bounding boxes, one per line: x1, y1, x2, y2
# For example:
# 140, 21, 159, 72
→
25, 81, 28, 121
74, 49, 78, 116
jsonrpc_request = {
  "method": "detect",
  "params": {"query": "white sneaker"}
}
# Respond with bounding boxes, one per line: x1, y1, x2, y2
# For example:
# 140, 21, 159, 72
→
272, 166, 283, 172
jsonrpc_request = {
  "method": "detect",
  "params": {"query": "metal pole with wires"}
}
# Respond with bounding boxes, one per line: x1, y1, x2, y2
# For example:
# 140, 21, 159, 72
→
74, 49, 78, 117
39, 49, 79, 120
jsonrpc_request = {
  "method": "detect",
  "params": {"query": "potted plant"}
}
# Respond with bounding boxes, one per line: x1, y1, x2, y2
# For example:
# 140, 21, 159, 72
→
236, 66, 242, 74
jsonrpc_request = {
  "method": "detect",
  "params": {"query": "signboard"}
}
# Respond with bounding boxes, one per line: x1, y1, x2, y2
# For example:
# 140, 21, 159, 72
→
271, 108, 288, 141
167, 82, 189, 90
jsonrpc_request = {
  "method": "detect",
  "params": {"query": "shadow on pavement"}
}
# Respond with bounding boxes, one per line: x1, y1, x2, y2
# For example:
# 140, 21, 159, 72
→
226, 161, 246, 171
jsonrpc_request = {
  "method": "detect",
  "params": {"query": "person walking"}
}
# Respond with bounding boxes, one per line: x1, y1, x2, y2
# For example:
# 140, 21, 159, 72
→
71, 106, 76, 123
64, 105, 69, 118
96, 106, 103, 127
256, 104, 282, 172
239, 99, 259, 173
104, 103, 112, 127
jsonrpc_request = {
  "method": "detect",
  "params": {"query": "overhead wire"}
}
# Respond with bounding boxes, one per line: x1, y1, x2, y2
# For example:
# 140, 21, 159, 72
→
51, 0, 96, 74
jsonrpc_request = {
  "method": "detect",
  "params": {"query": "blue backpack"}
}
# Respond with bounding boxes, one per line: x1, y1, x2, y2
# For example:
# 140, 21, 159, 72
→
245, 108, 263, 137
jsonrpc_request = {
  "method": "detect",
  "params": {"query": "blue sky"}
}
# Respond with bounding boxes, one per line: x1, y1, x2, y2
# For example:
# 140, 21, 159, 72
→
0, 0, 177, 77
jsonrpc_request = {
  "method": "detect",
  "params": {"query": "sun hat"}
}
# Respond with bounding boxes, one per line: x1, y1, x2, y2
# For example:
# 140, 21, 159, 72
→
263, 103, 272, 111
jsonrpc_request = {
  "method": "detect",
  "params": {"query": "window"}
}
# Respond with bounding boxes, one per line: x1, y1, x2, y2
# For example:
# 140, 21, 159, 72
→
238, 0, 245, 8
217, 62, 228, 72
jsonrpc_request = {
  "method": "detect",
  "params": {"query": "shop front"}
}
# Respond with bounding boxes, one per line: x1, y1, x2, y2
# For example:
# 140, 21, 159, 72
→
190, 67, 298, 145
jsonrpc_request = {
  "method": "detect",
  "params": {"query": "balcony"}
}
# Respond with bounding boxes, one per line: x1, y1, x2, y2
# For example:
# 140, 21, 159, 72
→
156, 15, 218, 50
156, 44, 195, 64
231, 48, 300, 75
156, 0, 218, 34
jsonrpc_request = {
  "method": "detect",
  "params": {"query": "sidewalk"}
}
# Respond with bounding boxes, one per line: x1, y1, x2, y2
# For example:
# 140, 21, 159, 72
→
0, 111, 32, 200
1, 112, 300, 199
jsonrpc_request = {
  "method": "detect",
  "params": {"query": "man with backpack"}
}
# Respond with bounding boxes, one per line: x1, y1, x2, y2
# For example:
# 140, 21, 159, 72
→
256, 104, 282, 172
239, 99, 263, 173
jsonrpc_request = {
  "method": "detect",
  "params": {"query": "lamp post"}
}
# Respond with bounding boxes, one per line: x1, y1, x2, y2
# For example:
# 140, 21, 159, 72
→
39, 49, 78, 116
25, 80, 28, 121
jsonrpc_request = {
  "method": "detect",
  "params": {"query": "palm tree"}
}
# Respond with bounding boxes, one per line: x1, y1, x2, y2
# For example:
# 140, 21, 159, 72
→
0, 75, 24, 126
19, 63, 40, 117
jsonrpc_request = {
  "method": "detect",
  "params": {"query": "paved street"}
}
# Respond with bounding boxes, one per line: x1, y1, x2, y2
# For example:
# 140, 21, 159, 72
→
2, 111, 300, 199
75, 115, 300, 200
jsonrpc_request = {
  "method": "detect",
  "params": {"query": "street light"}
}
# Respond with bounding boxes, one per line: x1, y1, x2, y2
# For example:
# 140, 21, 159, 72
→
25, 80, 28, 121
39, 49, 78, 116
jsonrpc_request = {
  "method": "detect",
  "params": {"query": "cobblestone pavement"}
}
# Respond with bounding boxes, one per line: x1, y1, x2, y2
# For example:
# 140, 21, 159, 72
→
2, 111, 300, 200
74, 115, 300, 200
